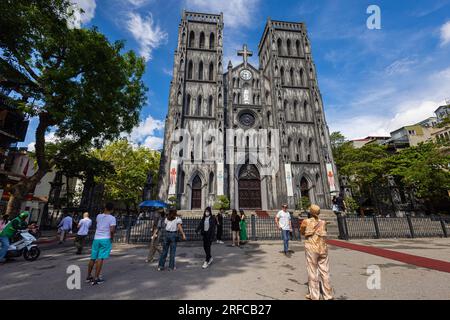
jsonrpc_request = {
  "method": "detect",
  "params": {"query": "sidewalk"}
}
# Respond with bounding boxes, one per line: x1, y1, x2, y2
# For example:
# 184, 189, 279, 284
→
0, 238, 449, 300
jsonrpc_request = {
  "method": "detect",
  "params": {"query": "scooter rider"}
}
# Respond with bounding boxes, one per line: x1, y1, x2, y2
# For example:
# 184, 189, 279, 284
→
0, 211, 29, 263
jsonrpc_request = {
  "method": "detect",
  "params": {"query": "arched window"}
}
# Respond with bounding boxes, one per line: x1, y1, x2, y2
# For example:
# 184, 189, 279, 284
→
232, 78, 236, 88
179, 171, 185, 193
237, 78, 240, 88
298, 138, 302, 161
287, 39, 292, 56
209, 172, 215, 193
292, 100, 298, 120
288, 138, 292, 160
253, 94, 256, 105
277, 38, 283, 55
209, 62, 214, 81
304, 101, 309, 121
198, 61, 203, 80
208, 96, 213, 116
185, 94, 191, 115
267, 111, 272, 125
187, 60, 193, 79
300, 68, 305, 86
233, 93, 237, 104
237, 93, 241, 104
189, 31, 195, 47
209, 33, 215, 49
293, 100, 298, 121
308, 138, 313, 161
257, 95, 260, 105
177, 92, 182, 105
196, 95, 202, 116
280, 67, 285, 85
296, 40, 301, 56
284, 100, 289, 119
290, 68, 294, 86
199, 32, 205, 48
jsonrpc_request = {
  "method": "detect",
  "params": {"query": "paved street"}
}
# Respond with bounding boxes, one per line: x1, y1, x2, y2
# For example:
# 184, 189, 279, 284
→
0, 238, 449, 300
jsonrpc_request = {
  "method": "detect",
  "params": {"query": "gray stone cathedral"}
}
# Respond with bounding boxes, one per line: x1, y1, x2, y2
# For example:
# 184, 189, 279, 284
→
157, 11, 339, 211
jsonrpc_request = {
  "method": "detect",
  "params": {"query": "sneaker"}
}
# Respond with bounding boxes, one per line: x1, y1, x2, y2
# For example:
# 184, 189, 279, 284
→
216, 240, 220, 244
157, 267, 163, 271
85, 276, 94, 283
218, 241, 224, 244
202, 261, 209, 269
91, 278, 104, 286
208, 257, 214, 265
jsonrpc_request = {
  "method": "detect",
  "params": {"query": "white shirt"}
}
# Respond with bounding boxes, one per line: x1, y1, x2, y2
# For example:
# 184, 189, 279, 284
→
94, 214, 117, 240
276, 210, 291, 231
165, 217, 182, 232
77, 218, 92, 236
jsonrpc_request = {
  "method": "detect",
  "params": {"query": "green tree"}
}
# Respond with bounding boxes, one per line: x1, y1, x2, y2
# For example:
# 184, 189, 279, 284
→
387, 142, 450, 211
0, 0, 147, 216
93, 140, 160, 214
213, 196, 230, 210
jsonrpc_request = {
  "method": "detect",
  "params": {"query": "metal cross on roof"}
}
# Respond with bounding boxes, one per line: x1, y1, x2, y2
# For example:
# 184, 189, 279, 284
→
238, 44, 253, 68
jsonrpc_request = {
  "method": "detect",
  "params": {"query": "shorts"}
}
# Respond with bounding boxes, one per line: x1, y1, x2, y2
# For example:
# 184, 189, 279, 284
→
91, 239, 112, 260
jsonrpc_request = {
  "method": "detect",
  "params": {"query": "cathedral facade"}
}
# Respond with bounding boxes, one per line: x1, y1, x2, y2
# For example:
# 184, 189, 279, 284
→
157, 11, 339, 211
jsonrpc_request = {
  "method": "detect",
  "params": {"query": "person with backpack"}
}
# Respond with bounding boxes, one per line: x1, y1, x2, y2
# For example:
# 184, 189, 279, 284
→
196, 207, 217, 269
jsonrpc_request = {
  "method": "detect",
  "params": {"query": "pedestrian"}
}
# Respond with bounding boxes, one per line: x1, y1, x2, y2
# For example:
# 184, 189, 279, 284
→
239, 210, 248, 244
0, 214, 9, 232
86, 203, 116, 285
196, 207, 217, 269
57, 213, 73, 244
158, 208, 186, 271
336, 193, 346, 216
275, 204, 292, 255
231, 209, 241, 247
75, 212, 92, 255
300, 204, 334, 300
215, 208, 224, 244
0, 211, 29, 263
332, 196, 339, 216
146, 209, 165, 263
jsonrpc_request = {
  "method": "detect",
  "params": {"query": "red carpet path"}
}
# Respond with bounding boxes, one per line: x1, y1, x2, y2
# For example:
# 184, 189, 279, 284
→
327, 239, 450, 274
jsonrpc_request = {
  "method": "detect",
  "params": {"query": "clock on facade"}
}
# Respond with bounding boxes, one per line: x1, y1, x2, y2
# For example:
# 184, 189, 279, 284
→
240, 69, 253, 81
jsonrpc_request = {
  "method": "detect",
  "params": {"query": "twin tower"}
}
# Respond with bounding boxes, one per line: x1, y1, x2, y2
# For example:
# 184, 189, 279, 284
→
157, 11, 338, 211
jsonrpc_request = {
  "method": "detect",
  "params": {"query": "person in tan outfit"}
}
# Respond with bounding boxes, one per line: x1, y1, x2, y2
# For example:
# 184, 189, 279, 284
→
300, 204, 334, 300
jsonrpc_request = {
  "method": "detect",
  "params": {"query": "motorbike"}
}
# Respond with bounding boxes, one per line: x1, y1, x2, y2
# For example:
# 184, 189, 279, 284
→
6, 229, 41, 261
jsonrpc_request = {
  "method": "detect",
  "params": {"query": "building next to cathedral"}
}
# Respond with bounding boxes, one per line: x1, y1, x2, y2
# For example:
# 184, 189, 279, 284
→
157, 11, 339, 211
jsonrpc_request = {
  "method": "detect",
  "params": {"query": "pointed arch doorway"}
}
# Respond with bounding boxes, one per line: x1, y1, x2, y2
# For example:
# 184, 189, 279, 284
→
300, 177, 311, 204
238, 164, 262, 210
191, 175, 202, 210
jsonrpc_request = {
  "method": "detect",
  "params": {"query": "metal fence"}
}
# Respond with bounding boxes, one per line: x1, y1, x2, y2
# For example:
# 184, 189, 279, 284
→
337, 215, 449, 240
85, 215, 303, 244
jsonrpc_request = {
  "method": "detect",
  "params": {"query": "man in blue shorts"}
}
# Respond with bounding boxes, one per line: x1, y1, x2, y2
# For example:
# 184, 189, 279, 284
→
86, 203, 116, 286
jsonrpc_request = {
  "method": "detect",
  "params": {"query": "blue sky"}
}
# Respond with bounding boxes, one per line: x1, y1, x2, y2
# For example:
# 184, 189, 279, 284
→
23, 0, 450, 150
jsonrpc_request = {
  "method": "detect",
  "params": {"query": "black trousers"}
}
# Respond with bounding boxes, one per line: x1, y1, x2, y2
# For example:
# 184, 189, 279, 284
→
203, 234, 212, 262
216, 226, 223, 241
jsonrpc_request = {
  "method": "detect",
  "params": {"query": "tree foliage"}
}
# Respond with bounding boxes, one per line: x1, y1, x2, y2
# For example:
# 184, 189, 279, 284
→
93, 140, 160, 209
0, 0, 147, 216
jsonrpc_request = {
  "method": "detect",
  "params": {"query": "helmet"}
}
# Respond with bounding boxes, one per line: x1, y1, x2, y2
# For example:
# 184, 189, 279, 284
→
19, 211, 30, 219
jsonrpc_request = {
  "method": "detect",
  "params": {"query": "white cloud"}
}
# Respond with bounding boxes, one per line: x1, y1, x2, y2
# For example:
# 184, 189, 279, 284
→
185, 0, 260, 29
440, 21, 450, 46
68, 0, 96, 29
27, 132, 58, 152
329, 67, 450, 139
126, 115, 165, 150
126, 12, 168, 61
384, 57, 417, 75
127, 0, 153, 6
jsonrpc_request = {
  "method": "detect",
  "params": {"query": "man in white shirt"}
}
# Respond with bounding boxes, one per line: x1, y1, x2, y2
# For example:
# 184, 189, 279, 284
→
75, 212, 92, 255
86, 203, 116, 285
275, 204, 292, 255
